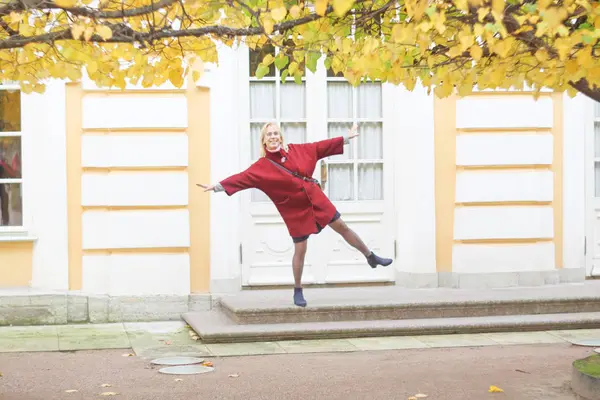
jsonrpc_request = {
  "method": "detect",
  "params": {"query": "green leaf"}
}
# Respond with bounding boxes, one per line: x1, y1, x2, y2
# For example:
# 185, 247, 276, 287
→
324, 56, 332, 70
274, 54, 289, 70
523, 3, 537, 14
256, 64, 270, 79
294, 73, 302, 84
582, 35, 594, 44
306, 51, 320, 73
425, 6, 436, 17
280, 69, 289, 83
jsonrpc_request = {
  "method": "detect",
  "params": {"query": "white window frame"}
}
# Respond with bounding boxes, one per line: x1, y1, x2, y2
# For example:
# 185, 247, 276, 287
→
325, 74, 385, 202
0, 83, 25, 233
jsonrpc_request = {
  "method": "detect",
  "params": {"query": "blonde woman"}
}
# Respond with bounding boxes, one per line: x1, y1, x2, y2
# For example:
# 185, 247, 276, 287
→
198, 122, 392, 307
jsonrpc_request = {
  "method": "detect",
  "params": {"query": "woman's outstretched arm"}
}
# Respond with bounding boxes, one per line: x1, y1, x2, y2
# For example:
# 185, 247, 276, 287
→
197, 166, 258, 195
313, 123, 359, 160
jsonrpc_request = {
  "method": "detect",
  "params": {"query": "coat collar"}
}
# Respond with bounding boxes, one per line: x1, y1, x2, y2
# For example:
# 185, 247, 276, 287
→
264, 146, 287, 161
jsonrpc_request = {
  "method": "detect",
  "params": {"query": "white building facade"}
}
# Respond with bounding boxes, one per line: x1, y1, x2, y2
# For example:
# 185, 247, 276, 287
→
0, 43, 596, 301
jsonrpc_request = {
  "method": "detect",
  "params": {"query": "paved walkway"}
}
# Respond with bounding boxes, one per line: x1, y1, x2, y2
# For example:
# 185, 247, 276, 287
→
0, 344, 591, 399
2, 321, 600, 358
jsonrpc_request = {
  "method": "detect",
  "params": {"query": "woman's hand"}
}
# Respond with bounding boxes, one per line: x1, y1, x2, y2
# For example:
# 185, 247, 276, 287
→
348, 123, 359, 140
196, 183, 215, 192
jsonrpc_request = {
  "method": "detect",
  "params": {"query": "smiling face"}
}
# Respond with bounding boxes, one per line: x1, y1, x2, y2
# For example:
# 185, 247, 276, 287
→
262, 123, 282, 152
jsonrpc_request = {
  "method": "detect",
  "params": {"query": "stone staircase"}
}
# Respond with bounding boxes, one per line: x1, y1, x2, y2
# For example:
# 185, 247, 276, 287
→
183, 281, 600, 343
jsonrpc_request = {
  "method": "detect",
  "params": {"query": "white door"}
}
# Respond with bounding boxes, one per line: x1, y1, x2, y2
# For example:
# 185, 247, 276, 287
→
238, 46, 395, 286
586, 99, 600, 277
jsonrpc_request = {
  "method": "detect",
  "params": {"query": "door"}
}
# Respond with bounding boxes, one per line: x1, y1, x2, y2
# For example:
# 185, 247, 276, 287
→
586, 100, 600, 277
238, 45, 395, 286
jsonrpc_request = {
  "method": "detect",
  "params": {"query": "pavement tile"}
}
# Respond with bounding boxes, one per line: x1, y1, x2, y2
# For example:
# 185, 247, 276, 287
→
0, 326, 59, 353
206, 342, 286, 357
483, 331, 567, 345
348, 336, 430, 351
276, 339, 358, 354
133, 343, 212, 359
58, 323, 130, 351
545, 329, 600, 343
124, 321, 187, 334
413, 333, 498, 348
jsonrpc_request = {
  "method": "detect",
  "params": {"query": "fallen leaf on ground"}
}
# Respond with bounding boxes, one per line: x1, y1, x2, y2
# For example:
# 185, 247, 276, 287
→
191, 335, 200, 341
100, 392, 119, 396
121, 353, 134, 357
101, 384, 112, 387
175, 379, 183, 382
229, 374, 240, 378
0, 372, 3, 377
415, 394, 428, 399
164, 340, 172, 345
65, 390, 78, 393
202, 361, 213, 367
408, 397, 417, 400
515, 369, 530, 374
489, 385, 504, 393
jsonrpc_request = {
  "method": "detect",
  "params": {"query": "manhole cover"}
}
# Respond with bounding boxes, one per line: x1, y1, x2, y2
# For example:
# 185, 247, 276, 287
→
571, 339, 600, 347
150, 357, 205, 366
159, 365, 215, 375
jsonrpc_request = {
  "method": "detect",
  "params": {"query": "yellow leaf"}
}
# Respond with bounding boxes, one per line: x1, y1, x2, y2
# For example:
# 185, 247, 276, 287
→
100, 392, 119, 396
83, 26, 94, 41
262, 54, 274, 65
290, 5, 302, 18
10, 12, 21, 23
492, 0, 505, 15
95, 25, 112, 40
470, 45, 483, 61
55, 0, 77, 6
565, 59, 579, 74
87, 61, 98, 75
315, 0, 328, 16
535, 48, 549, 62
489, 385, 504, 393
263, 17, 274, 34
333, 0, 354, 16
192, 70, 202, 83
271, 6, 287, 22
169, 68, 184, 87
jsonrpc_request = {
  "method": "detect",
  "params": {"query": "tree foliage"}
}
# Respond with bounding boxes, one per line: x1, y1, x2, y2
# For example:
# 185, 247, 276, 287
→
1, 0, 600, 100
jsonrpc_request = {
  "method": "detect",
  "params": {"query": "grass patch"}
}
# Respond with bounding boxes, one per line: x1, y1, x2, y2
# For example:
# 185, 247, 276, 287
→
574, 355, 600, 378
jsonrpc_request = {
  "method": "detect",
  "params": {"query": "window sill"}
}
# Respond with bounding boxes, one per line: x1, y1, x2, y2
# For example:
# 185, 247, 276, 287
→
0, 232, 37, 242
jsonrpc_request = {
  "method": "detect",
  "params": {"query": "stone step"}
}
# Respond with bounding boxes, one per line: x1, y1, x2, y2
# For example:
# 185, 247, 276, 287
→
220, 282, 600, 324
182, 310, 600, 343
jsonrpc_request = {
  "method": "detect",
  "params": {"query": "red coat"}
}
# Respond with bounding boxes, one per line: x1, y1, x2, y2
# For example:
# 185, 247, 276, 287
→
220, 137, 345, 237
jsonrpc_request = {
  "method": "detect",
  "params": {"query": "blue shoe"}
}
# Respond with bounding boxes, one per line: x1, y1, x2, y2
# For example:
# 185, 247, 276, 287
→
367, 252, 393, 269
293, 287, 307, 307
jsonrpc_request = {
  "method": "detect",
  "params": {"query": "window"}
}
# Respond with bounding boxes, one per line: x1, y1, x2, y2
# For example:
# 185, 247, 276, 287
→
595, 102, 600, 197
248, 44, 307, 202
0, 88, 22, 227
326, 69, 383, 201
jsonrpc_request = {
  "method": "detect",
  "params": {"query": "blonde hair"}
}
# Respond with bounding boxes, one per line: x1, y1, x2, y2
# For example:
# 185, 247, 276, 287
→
259, 122, 287, 158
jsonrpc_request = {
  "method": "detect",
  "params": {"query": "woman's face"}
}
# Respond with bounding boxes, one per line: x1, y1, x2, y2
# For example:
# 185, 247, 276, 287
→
264, 125, 282, 151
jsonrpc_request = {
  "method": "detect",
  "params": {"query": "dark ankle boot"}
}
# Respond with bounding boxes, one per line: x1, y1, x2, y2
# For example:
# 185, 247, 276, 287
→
293, 287, 307, 307
367, 252, 393, 269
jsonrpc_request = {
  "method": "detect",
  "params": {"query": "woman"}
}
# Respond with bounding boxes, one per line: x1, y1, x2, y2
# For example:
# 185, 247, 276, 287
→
198, 122, 393, 307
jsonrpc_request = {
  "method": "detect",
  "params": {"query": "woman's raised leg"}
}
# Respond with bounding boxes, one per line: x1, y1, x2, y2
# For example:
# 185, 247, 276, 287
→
329, 218, 393, 268
292, 239, 308, 307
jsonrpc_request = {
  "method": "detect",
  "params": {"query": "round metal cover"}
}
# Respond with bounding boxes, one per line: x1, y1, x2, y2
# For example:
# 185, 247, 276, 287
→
158, 365, 215, 375
570, 339, 600, 347
150, 357, 205, 366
